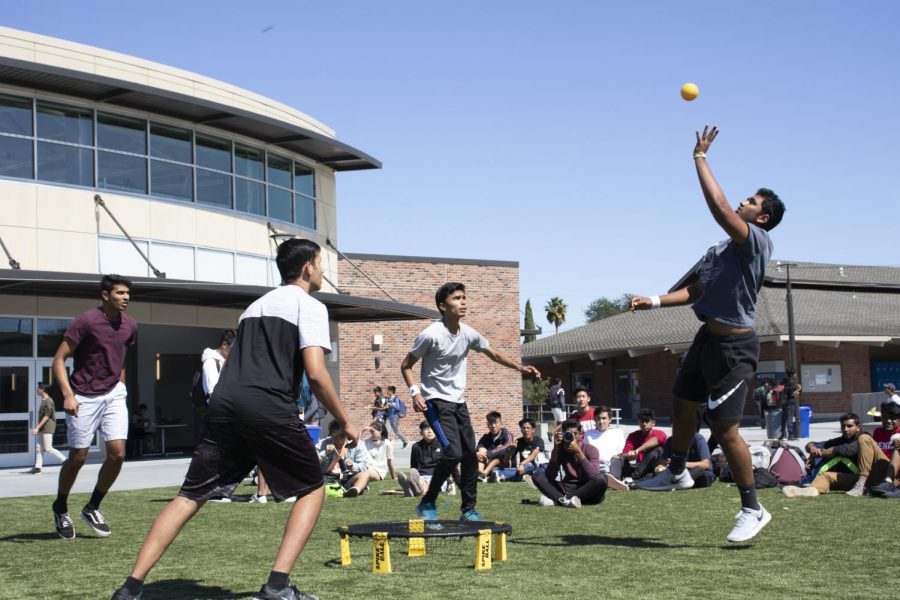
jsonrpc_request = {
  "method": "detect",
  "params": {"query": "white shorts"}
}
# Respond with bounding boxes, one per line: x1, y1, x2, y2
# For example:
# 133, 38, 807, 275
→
551, 408, 566, 422
66, 382, 129, 448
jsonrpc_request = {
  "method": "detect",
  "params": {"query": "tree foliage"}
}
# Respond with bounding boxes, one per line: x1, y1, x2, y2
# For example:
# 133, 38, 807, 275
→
522, 378, 550, 406
584, 293, 634, 323
523, 299, 537, 343
545, 296, 567, 334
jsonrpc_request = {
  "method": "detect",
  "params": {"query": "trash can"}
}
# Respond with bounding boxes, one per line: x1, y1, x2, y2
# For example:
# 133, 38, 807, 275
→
766, 409, 782, 439
306, 424, 321, 445
799, 405, 813, 439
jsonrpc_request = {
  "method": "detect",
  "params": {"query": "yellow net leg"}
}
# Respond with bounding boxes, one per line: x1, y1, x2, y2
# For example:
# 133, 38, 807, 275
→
492, 531, 507, 561
474, 528, 492, 571
372, 532, 392, 574
408, 519, 426, 557
340, 534, 352, 566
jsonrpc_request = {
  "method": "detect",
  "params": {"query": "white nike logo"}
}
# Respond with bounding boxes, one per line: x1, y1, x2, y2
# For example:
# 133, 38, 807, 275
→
708, 380, 745, 410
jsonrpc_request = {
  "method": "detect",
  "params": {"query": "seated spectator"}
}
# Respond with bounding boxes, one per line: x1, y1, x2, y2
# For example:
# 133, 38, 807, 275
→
476, 411, 515, 481
617, 409, 667, 482
524, 419, 607, 508
637, 433, 715, 490
489, 418, 545, 482
585, 405, 626, 478
399, 420, 455, 496
362, 420, 396, 481
129, 403, 155, 457
568, 387, 596, 432
869, 402, 900, 497
783, 412, 892, 497
317, 420, 370, 498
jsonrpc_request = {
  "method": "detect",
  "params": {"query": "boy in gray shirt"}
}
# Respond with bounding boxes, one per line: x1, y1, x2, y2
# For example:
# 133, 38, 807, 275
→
630, 126, 785, 543
401, 282, 540, 521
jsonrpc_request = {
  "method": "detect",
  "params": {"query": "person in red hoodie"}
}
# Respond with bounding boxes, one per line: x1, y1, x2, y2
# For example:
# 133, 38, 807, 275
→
617, 408, 667, 483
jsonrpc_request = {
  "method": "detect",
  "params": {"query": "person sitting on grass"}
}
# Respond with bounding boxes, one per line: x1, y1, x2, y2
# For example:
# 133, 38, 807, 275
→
489, 417, 545, 482
476, 411, 515, 482
585, 405, 626, 479
399, 420, 457, 497
524, 419, 607, 508
362, 420, 396, 482
637, 432, 714, 490
782, 412, 892, 498
616, 409, 667, 482
867, 402, 900, 498
317, 420, 369, 498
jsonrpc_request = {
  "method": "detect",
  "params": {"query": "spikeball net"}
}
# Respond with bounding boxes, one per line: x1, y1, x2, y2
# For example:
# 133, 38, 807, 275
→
336, 520, 512, 573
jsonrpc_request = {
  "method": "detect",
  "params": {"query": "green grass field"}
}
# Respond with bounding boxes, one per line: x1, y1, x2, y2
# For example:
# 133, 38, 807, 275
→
0, 479, 887, 600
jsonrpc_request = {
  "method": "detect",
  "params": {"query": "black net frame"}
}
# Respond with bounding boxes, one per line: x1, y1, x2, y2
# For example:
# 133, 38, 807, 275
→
338, 520, 512, 539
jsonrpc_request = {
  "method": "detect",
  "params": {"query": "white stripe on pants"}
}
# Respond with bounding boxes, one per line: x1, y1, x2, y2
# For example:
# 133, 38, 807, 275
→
35, 433, 66, 468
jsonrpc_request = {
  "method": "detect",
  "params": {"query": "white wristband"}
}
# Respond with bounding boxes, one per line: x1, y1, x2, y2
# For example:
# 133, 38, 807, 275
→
408, 385, 420, 398
650, 295, 661, 309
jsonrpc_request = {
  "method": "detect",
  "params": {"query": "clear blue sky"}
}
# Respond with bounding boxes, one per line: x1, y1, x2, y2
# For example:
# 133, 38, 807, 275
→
4, 1, 899, 335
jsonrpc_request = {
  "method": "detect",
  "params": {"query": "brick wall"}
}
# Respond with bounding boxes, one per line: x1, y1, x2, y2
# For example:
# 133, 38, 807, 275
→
337, 256, 522, 441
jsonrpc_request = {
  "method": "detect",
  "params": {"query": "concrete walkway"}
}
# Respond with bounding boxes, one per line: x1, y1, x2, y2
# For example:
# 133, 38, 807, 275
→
0, 420, 843, 499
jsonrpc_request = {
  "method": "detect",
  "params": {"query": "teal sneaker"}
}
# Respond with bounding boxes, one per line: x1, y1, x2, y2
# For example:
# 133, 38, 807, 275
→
416, 500, 439, 520
460, 508, 482, 521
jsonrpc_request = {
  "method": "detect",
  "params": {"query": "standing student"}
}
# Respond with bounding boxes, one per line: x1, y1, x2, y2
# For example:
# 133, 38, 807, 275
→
383, 385, 408, 447
401, 282, 540, 522
111, 239, 358, 600
630, 125, 786, 543
29, 382, 65, 474
52, 274, 138, 540
201, 329, 235, 398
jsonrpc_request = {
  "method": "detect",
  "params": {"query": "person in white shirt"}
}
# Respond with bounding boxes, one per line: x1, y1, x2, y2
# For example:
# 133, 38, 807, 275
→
362, 420, 395, 481
584, 405, 628, 490
201, 329, 235, 397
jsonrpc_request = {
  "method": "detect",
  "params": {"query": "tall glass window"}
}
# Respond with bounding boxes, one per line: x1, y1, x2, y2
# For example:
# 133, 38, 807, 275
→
267, 154, 293, 222
150, 124, 192, 201
293, 163, 316, 229
36, 101, 94, 187
196, 134, 232, 208
235, 143, 265, 215
37, 319, 71, 358
0, 136, 32, 179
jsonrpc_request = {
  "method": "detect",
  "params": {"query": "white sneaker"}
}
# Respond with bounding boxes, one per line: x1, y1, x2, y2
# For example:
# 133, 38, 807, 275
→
487, 471, 503, 483
558, 495, 582, 509
635, 469, 694, 491
283, 496, 297, 503
606, 474, 630, 492
782, 485, 819, 498
537, 495, 554, 507
522, 474, 537, 490
845, 482, 866, 497
726, 505, 772, 543
208, 497, 232, 503
249, 493, 268, 504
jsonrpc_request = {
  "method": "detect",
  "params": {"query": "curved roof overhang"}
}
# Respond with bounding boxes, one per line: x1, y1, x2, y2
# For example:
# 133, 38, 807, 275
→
0, 57, 380, 172
0, 270, 437, 323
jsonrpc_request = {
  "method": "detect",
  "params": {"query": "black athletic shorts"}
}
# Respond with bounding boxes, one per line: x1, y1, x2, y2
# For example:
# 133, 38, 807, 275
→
179, 419, 323, 502
672, 325, 759, 422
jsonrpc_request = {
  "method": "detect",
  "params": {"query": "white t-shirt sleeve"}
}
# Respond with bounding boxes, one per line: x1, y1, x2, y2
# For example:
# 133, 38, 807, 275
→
386, 441, 394, 460
409, 330, 433, 358
298, 299, 331, 352
201, 356, 220, 395
468, 328, 490, 353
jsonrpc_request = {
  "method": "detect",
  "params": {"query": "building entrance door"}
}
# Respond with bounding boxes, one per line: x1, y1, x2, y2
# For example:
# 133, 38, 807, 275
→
0, 360, 34, 468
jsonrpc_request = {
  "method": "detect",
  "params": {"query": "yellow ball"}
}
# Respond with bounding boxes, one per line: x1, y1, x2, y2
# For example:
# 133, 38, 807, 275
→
680, 82, 699, 101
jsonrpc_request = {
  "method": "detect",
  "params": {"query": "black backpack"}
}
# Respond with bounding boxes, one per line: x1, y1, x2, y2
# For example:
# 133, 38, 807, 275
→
190, 360, 220, 411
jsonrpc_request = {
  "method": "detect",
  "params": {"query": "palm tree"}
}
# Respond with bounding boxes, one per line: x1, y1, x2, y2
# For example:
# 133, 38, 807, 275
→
545, 297, 567, 335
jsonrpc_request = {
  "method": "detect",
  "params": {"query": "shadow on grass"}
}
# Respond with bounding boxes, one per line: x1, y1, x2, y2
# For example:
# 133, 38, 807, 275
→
511, 534, 706, 549
143, 579, 253, 599
0, 532, 95, 542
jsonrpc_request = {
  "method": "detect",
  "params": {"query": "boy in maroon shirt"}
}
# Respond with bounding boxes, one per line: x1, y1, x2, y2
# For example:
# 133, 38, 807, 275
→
52, 274, 138, 540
